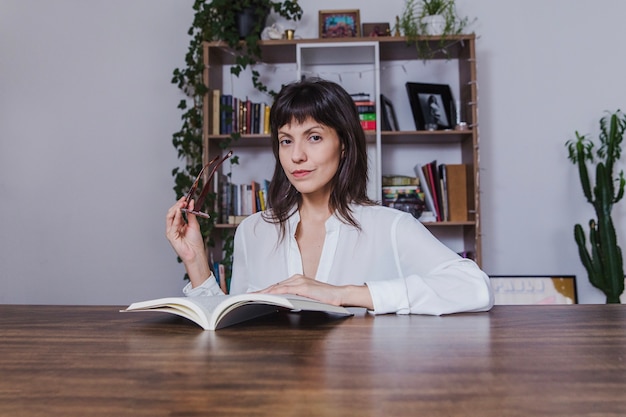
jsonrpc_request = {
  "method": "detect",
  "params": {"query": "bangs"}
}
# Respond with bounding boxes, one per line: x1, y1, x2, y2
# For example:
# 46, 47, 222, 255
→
271, 83, 337, 132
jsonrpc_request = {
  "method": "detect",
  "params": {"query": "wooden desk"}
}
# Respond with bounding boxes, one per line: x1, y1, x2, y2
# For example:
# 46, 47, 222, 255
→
1, 305, 625, 416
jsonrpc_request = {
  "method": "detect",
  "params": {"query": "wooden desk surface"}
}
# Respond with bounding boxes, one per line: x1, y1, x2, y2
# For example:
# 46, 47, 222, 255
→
1, 305, 625, 416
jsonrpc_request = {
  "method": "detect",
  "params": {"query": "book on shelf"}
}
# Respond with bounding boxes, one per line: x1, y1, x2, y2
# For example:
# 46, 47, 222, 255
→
122, 293, 353, 331
414, 162, 470, 222
232, 97, 238, 133
414, 163, 438, 219
252, 102, 261, 134
210, 89, 221, 135
352, 93, 377, 132
422, 161, 442, 221
213, 261, 229, 293
228, 215, 248, 225
382, 185, 423, 207
438, 164, 449, 222
258, 102, 266, 135
220, 94, 233, 134
382, 175, 419, 186
263, 105, 271, 134
445, 164, 469, 221
245, 99, 252, 134
359, 112, 376, 131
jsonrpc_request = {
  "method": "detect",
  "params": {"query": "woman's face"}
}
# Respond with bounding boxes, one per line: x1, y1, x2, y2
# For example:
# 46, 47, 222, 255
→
277, 117, 343, 199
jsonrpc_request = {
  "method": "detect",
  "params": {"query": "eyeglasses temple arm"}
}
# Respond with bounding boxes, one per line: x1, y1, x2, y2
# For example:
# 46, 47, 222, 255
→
195, 150, 233, 210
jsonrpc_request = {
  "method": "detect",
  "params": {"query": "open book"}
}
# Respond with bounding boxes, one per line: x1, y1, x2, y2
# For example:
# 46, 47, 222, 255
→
122, 293, 353, 330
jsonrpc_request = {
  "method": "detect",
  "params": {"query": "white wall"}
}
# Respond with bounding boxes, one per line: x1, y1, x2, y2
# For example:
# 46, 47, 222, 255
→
1, 0, 624, 305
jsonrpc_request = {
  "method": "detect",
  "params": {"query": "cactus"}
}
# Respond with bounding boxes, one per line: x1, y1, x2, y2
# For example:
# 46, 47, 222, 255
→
566, 110, 626, 303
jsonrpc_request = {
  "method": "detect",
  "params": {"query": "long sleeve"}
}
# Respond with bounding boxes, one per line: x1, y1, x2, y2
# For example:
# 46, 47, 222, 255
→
182, 272, 224, 297
365, 210, 493, 315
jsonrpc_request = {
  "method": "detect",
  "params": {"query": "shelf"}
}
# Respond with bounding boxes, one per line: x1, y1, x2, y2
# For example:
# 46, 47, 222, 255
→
381, 130, 473, 145
215, 220, 475, 229
215, 224, 239, 229
204, 35, 476, 66
207, 134, 271, 148
422, 221, 476, 227
208, 130, 472, 146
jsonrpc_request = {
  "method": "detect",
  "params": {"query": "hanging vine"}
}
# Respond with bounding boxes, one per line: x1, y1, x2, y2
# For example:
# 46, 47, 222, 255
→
170, 0, 302, 282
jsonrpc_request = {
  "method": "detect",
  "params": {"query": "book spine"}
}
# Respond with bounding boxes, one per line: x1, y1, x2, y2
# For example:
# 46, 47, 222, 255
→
253, 103, 261, 134
258, 103, 266, 136
218, 264, 227, 294
211, 89, 221, 135
360, 119, 376, 131
232, 97, 238, 134
414, 163, 436, 218
382, 185, 420, 207
445, 164, 469, 221
219, 94, 227, 134
245, 99, 252, 134
263, 105, 271, 134
427, 161, 443, 221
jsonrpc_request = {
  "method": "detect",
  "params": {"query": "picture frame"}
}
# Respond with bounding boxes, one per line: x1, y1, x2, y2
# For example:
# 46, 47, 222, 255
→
362, 22, 390, 37
380, 94, 399, 131
405, 82, 454, 130
489, 275, 578, 305
319, 9, 360, 38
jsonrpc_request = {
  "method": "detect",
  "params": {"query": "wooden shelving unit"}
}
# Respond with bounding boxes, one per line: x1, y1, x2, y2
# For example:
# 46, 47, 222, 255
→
202, 34, 482, 265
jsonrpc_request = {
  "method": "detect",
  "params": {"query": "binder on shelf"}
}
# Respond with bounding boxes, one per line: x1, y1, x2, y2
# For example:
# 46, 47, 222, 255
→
445, 164, 469, 222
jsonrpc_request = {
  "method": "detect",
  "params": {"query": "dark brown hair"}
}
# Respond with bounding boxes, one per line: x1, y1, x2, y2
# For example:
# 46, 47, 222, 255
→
262, 78, 374, 238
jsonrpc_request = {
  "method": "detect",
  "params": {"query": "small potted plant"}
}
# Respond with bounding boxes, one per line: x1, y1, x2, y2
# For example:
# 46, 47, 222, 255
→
420, 0, 451, 35
396, 0, 473, 59
398, 0, 471, 39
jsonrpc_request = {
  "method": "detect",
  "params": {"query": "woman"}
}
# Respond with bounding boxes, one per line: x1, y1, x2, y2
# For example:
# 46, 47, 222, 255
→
166, 78, 493, 315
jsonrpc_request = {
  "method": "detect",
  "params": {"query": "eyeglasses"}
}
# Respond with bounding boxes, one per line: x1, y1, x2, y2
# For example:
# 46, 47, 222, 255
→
181, 150, 233, 219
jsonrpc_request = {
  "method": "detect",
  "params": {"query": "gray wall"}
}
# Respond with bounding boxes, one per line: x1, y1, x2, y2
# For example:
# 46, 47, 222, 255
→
1, 0, 624, 305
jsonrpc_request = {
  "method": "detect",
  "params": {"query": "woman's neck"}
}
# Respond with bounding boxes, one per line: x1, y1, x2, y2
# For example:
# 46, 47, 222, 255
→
298, 192, 333, 223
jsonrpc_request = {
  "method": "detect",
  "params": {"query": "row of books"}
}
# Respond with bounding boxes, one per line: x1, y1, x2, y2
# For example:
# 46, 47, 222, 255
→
210, 89, 271, 136
381, 175, 424, 207
210, 90, 377, 136
352, 94, 376, 132
413, 161, 470, 222
213, 167, 467, 225
218, 176, 270, 225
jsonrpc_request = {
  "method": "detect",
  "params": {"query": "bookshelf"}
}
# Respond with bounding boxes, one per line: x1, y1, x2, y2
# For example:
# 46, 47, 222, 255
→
202, 35, 481, 266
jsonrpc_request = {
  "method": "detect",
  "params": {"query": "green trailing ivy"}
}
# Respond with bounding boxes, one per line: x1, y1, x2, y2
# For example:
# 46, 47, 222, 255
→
171, 0, 302, 283
566, 110, 626, 303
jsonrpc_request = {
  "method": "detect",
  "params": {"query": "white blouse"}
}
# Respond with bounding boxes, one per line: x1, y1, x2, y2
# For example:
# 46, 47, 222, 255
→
184, 204, 494, 315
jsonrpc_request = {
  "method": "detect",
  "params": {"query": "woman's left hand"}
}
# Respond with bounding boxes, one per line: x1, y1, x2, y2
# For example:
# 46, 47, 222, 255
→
258, 275, 374, 309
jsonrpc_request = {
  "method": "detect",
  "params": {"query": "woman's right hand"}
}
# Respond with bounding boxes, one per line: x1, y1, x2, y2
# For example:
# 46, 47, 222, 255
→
165, 198, 210, 286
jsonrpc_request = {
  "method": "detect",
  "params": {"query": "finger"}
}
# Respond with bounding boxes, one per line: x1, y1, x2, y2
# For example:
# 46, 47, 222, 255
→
185, 199, 200, 228
166, 198, 188, 236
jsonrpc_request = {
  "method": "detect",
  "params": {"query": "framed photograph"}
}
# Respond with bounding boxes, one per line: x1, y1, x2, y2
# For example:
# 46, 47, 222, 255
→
319, 9, 360, 38
405, 82, 454, 130
362, 22, 390, 37
489, 275, 578, 305
380, 94, 399, 131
